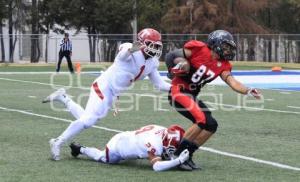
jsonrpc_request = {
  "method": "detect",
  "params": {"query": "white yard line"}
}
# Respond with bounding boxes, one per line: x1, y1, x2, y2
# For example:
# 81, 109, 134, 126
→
200, 147, 300, 171
280, 92, 291, 95
205, 101, 300, 115
1, 77, 300, 115
0, 105, 299, 171
0, 77, 89, 90
0, 106, 122, 133
0, 72, 98, 74
287, 105, 300, 109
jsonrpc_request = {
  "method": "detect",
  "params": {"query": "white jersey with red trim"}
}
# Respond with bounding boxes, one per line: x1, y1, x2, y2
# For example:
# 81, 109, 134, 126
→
95, 43, 162, 96
106, 125, 166, 160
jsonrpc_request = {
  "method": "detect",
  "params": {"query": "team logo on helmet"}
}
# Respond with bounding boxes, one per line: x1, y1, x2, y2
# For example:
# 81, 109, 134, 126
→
161, 125, 185, 160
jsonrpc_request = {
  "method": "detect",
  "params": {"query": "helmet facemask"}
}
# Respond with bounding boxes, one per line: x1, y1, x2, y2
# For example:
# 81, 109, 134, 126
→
161, 127, 182, 160
207, 30, 237, 61
140, 39, 163, 59
217, 42, 236, 60
161, 145, 176, 160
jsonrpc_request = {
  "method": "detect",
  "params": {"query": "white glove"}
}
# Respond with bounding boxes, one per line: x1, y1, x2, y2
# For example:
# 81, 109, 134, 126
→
178, 149, 189, 164
247, 88, 261, 99
129, 41, 145, 53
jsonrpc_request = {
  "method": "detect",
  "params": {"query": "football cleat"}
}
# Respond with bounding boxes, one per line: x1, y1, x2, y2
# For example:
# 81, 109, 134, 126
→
49, 138, 61, 161
186, 158, 201, 170
178, 161, 193, 171
42, 88, 66, 103
69, 142, 82, 158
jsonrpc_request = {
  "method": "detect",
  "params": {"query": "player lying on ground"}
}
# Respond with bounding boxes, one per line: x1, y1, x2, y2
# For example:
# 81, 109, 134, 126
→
44, 88, 189, 171
69, 124, 189, 172
43, 28, 171, 161
165, 30, 262, 170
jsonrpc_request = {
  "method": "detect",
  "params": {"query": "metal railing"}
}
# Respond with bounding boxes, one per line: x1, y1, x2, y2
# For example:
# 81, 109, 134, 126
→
0, 34, 299, 63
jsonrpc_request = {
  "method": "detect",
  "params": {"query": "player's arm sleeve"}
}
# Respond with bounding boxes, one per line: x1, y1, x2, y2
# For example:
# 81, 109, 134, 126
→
115, 43, 132, 61
148, 69, 171, 92
152, 159, 181, 172
148, 152, 181, 172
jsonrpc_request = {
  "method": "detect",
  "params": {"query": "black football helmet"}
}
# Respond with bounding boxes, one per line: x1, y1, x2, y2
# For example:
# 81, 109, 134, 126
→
207, 30, 236, 60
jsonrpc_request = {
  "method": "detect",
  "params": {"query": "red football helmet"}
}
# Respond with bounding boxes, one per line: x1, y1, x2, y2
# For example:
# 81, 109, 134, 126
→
161, 125, 185, 160
137, 28, 163, 58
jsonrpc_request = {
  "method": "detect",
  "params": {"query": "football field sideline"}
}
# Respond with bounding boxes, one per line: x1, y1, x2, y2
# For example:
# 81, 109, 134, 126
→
0, 105, 299, 171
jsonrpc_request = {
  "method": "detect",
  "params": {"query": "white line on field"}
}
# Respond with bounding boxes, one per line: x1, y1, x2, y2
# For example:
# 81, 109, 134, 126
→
0, 106, 122, 133
287, 105, 300, 109
0, 72, 99, 74
0, 105, 299, 171
279, 92, 291, 95
200, 147, 300, 171
1, 77, 300, 116
205, 101, 300, 115
28, 95, 37, 98
0, 77, 89, 90
265, 98, 274, 101
137, 94, 300, 115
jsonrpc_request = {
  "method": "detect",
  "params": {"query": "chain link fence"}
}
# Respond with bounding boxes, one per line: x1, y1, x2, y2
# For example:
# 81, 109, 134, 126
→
0, 34, 299, 63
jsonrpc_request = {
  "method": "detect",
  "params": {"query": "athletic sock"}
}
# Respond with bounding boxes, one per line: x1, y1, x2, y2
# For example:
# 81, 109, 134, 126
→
65, 99, 84, 119
56, 120, 85, 146
174, 139, 199, 156
81, 147, 104, 161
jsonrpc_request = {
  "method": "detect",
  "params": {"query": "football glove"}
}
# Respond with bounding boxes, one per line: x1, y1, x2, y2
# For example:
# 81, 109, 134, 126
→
170, 61, 190, 76
178, 149, 189, 164
247, 88, 261, 99
129, 41, 146, 53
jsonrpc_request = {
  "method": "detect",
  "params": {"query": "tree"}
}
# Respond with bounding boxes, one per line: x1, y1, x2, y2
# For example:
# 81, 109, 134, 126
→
0, 0, 8, 62
137, 0, 168, 31
30, 0, 39, 63
65, 0, 134, 62
161, 0, 270, 34
6, 0, 27, 63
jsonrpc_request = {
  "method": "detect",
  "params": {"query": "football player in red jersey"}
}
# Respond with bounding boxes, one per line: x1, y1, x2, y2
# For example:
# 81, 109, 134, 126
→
165, 30, 262, 170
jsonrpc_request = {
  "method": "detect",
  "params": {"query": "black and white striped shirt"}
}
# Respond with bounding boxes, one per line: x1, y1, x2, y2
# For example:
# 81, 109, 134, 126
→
60, 39, 72, 52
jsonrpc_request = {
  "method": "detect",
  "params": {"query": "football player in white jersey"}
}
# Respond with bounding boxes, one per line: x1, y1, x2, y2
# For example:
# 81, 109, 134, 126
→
43, 28, 171, 161
69, 124, 190, 172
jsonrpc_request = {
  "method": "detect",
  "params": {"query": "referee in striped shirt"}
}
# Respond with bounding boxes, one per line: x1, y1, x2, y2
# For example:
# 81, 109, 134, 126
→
56, 33, 74, 73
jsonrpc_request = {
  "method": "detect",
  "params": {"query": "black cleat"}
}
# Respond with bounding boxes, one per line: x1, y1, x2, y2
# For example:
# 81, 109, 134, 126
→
69, 142, 82, 157
186, 158, 201, 170
178, 161, 193, 171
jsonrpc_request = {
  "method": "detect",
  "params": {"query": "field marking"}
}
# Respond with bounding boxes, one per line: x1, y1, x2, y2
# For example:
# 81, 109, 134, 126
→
200, 147, 300, 171
1, 77, 300, 116
0, 105, 299, 171
204, 101, 300, 115
280, 92, 291, 95
0, 77, 89, 90
0, 106, 122, 133
287, 105, 300, 109
138, 94, 300, 115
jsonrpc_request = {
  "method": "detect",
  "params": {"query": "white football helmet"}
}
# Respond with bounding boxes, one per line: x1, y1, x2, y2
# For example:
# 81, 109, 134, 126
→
137, 28, 163, 58
161, 125, 185, 160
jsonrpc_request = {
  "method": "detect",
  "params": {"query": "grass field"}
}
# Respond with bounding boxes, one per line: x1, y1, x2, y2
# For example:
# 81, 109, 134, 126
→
0, 66, 299, 182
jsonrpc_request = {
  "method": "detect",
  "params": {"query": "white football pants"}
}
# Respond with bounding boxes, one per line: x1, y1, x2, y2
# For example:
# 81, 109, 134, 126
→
55, 80, 115, 146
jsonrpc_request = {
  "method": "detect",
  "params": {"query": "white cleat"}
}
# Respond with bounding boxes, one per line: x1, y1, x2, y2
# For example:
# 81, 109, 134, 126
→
49, 138, 61, 161
42, 88, 66, 103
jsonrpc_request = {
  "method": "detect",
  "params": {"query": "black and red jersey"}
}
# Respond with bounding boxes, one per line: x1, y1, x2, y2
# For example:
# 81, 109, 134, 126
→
172, 40, 232, 95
